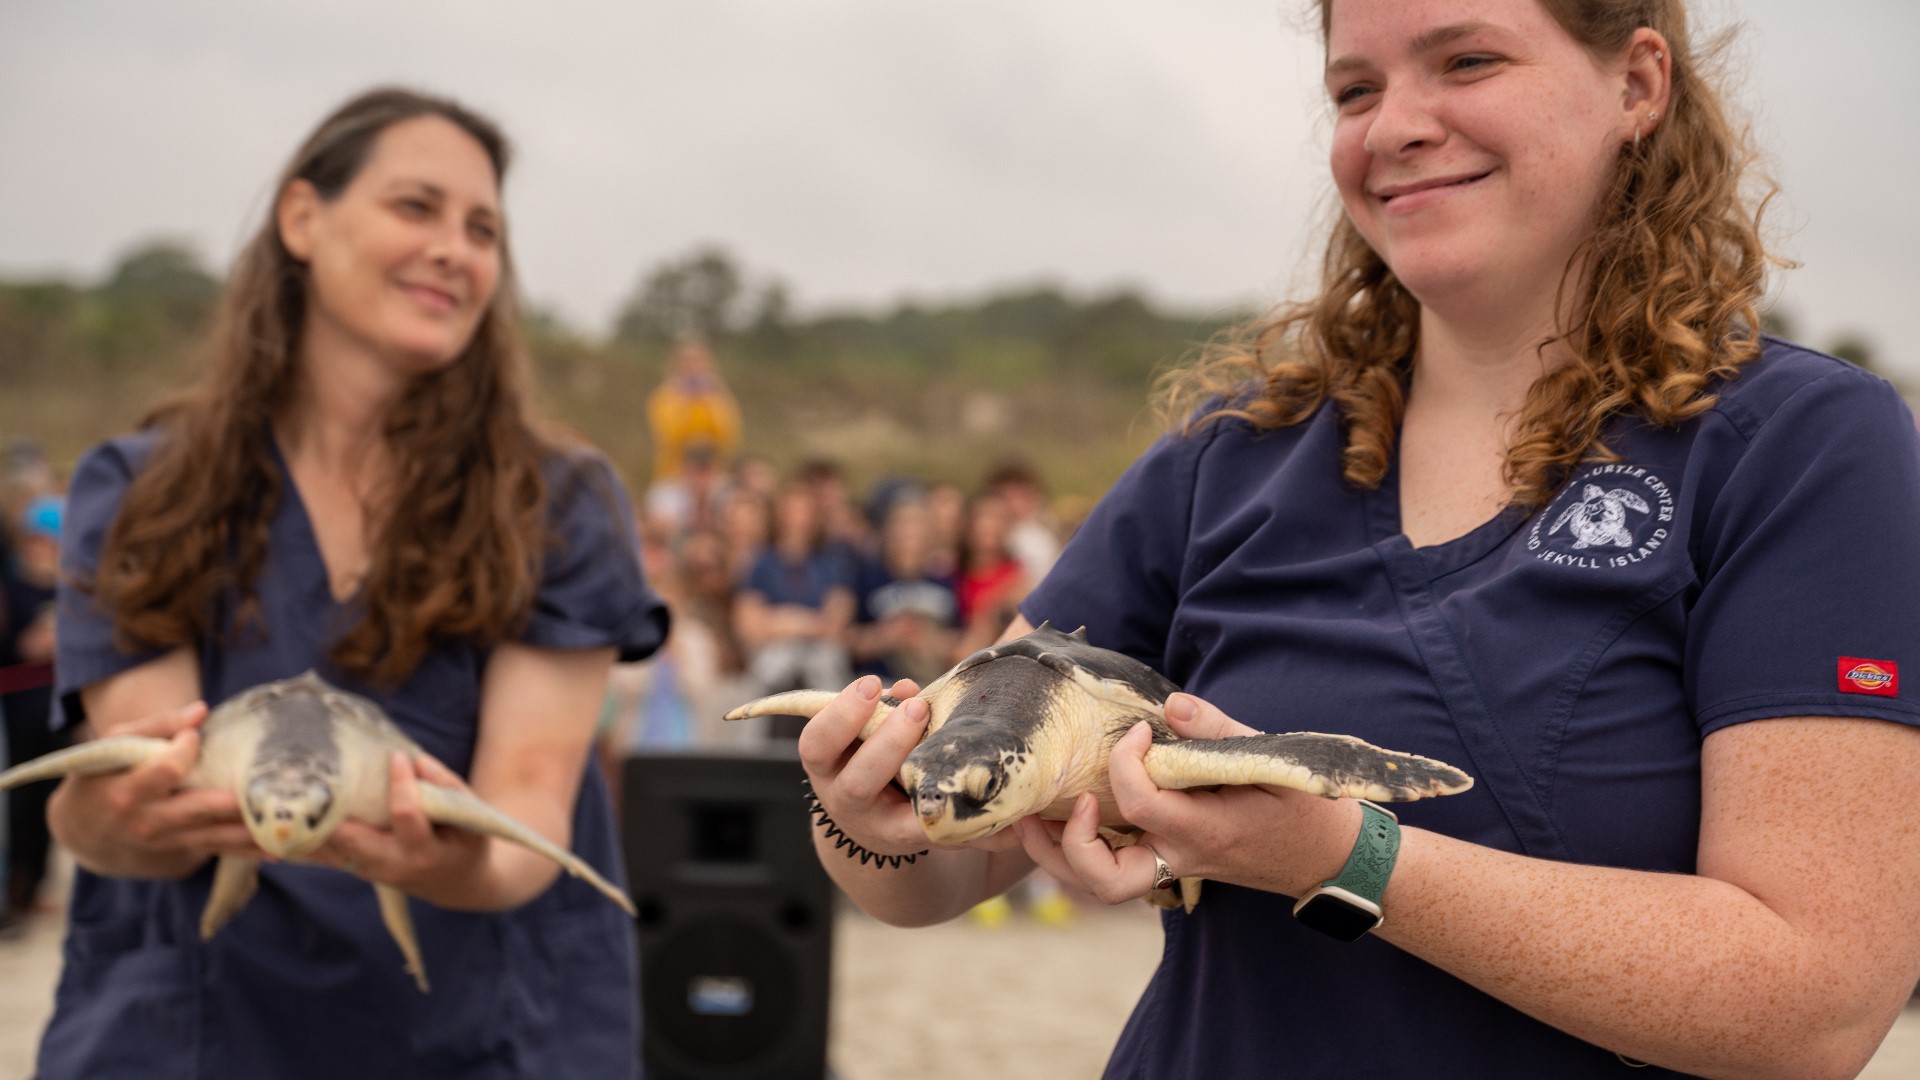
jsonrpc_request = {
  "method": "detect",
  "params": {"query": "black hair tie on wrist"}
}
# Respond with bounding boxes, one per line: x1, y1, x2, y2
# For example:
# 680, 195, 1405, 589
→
802, 777, 928, 869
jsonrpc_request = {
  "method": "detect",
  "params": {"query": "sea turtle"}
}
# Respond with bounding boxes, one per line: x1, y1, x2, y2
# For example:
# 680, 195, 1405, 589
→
0, 671, 635, 991
1551, 483, 1651, 549
726, 622, 1474, 909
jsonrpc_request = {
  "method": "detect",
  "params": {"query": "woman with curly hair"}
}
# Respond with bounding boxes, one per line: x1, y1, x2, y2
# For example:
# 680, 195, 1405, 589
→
795, 2, 1920, 1076
41, 88, 667, 1078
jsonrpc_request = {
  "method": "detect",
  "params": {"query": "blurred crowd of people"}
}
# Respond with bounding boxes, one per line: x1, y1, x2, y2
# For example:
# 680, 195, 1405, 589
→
600, 339, 1084, 766
0, 437, 68, 937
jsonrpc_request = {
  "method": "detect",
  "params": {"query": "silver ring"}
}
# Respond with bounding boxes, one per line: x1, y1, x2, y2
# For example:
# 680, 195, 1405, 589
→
1140, 842, 1177, 891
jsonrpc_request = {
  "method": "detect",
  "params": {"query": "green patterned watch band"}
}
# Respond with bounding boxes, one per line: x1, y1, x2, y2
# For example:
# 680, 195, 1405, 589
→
1321, 800, 1401, 904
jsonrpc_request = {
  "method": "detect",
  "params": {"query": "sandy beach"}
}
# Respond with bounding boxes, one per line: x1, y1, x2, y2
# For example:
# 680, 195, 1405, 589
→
2, 861, 1916, 1079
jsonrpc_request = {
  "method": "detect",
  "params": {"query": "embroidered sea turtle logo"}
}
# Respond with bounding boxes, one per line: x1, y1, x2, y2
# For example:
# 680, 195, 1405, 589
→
1549, 484, 1651, 549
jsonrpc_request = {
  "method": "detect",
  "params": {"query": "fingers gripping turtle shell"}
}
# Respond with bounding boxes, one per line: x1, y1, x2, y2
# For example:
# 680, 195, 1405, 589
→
726, 623, 1474, 908
0, 672, 636, 992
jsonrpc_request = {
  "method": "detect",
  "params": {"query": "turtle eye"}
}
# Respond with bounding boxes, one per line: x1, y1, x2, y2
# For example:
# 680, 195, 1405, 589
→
970, 772, 1004, 805
959, 765, 1001, 804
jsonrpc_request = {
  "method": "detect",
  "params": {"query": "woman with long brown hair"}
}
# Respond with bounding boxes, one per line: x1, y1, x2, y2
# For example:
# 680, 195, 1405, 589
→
42, 87, 666, 1078
790, 1, 1920, 1076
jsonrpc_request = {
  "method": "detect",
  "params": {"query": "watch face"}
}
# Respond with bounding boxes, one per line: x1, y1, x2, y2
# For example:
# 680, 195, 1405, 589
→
1295, 893, 1382, 943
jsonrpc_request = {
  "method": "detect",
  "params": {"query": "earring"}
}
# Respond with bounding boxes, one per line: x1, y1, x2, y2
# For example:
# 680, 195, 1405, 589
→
1654, 49, 1664, 61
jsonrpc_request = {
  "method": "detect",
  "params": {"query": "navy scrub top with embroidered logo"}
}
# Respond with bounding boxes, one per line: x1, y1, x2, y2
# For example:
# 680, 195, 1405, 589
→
1021, 339, 1920, 1079
46, 431, 669, 1080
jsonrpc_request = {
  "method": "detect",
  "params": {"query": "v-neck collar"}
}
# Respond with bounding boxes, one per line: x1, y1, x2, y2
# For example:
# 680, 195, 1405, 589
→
1366, 453, 1532, 581
268, 434, 361, 608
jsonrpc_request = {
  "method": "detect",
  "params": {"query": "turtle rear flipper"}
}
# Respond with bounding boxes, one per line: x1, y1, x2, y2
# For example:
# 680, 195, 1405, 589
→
415, 783, 638, 916
375, 884, 430, 993
200, 856, 261, 941
0, 735, 172, 789
1142, 732, 1473, 802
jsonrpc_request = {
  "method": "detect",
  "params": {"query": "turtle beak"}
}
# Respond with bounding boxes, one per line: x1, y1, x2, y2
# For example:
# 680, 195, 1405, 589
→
916, 791, 948, 829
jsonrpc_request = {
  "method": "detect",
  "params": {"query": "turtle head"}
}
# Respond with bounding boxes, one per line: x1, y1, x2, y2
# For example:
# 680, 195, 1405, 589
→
899, 728, 1037, 844
243, 765, 336, 858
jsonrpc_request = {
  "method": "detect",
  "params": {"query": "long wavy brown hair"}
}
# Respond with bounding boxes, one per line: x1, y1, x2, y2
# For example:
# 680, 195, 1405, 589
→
91, 87, 567, 684
1159, 0, 1776, 508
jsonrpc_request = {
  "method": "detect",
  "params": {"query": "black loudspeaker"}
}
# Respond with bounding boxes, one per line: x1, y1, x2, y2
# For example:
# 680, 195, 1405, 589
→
622, 748, 834, 1080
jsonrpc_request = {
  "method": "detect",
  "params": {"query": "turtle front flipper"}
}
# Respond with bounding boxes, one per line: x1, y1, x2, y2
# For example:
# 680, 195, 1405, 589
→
1142, 732, 1473, 802
0, 735, 172, 789
199, 856, 261, 940
724, 689, 898, 741
374, 884, 431, 993
415, 782, 637, 916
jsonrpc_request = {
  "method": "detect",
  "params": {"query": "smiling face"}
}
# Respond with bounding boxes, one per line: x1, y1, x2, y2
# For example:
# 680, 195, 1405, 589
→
280, 115, 504, 377
1324, 0, 1636, 318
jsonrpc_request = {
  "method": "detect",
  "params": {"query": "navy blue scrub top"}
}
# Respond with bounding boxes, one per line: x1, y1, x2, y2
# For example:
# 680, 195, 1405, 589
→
1022, 339, 1920, 1079
742, 546, 855, 611
48, 431, 669, 1080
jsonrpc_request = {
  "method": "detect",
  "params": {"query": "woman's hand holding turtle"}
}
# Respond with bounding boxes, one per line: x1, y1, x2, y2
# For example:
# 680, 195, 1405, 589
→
795, 674, 1031, 861
1017, 692, 1362, 904
313, 752, 489, 904
51, 701, 264, 877
796, 675, 944, 861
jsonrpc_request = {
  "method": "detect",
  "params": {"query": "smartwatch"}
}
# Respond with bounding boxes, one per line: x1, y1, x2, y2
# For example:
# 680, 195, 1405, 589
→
1292, 800, 1400, 942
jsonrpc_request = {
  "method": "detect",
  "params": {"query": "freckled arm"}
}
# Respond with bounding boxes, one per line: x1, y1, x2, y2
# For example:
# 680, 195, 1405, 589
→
1375, 717, 1920, 1079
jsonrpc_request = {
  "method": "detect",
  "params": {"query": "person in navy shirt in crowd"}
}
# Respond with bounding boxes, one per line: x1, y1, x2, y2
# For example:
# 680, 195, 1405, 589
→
735, 480, 857, 699
848, 493, 959, 686
41, 88, 666, 1079
791, 2, 1920, 1077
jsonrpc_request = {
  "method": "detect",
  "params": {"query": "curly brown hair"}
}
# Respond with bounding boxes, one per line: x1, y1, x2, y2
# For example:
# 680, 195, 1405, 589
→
91, 87, 568, 685
1158, 0, 1776, 508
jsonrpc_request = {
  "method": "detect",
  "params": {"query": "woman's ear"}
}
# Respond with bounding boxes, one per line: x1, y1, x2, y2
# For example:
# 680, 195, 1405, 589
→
277, 179, 320, 262
1619, 28, 1673, 145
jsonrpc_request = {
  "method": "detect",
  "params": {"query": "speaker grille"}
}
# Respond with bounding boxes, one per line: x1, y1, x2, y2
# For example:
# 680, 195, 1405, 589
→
624, 748, 835, 1079
644, 916, 798, 1066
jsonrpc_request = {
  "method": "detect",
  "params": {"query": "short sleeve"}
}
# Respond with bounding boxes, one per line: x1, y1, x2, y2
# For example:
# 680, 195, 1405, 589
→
54, 435, 167, 728
522, 453, 669, 662
1687, 366, 1920, 734
1020, 428, 1205, 665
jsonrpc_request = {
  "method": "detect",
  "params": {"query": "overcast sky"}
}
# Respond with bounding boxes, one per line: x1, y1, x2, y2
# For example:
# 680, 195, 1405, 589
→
2, 1, 1914, 379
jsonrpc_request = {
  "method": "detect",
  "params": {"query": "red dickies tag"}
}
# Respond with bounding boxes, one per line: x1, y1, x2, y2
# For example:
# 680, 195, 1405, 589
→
1838, 658, 1899, 697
